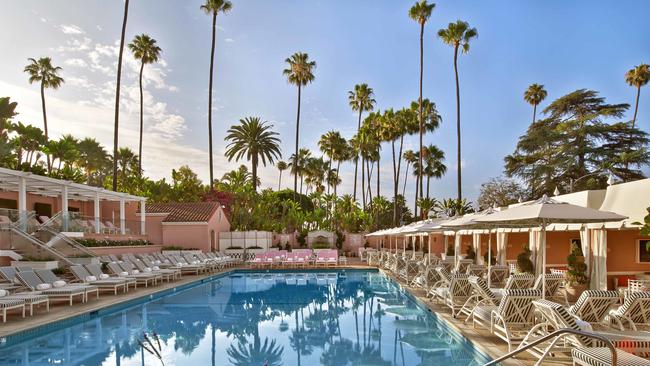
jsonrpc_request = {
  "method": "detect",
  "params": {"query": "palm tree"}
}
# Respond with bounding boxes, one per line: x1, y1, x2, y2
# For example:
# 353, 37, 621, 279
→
438, 20, 478, 202
416, 197, 437, 219
408, 0, 435, 204
276, 161, 288, 190
115, 147, 139, 188
523, 84, 547, 124
112, 0, 130, 191
402, 149, 417, 198
625, 64, 650, 128
24, 57, 64, 172
289, 148, 311, 195
348, 84, 376, 201
201, 0, 232, 188
76, 137, 109, 185
128, 34, 161, 174
283, 52, 316, 194
422, 144, 446, 198
224, 117, 281, 192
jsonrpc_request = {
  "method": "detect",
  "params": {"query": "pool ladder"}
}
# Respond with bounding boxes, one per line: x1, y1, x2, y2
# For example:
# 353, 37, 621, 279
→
482, 328, 617, 366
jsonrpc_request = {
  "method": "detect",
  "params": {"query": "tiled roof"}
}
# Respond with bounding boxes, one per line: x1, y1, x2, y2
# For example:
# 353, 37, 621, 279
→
142, 202, 220, 223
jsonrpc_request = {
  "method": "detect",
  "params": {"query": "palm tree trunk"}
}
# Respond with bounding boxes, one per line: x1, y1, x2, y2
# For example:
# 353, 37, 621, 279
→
251, 155, 258, 192
414, 173, 419, 217
138, 61, 144, 175
427, 175, 430, 199
361, 156, 366, 209
207, 12, 217, 188
112, 0, 129, 191
353, 108, 362, 201
335, 160, 341, 197
376, 150, 380, 199
453, 44, 462, 201
632, 85, 641, 129
418, 22, 425, 205
294, 85, 302, 194
366, 159, 373, 203
278, 170, 282, 190
40, 81, 51, 173
532, 103, 537, 124
392, 140, 398, 225
402, 161, 410, 197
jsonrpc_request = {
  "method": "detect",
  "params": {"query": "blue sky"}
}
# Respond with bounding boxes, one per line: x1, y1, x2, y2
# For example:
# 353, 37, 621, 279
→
1, 0, 648, 206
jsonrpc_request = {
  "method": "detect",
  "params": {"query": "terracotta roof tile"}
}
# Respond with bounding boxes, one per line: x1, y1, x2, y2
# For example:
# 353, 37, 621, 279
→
142, 202, 220, 223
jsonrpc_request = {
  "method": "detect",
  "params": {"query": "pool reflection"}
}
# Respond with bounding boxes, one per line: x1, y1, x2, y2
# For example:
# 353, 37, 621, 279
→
0, 271, 490, 366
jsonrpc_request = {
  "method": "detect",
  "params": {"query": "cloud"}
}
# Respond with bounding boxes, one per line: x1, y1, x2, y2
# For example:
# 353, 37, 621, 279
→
225, 38, 235, 43
64, 58, 88, 68
58, 24, 85, 35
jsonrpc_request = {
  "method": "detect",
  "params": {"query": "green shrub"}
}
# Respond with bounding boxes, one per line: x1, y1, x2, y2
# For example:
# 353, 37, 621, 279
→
446, 242, 455, 256
335, 231, 345, 251
247, 246, 263, 250
20, 256, 56, 262
297, 230, 307, 248
483, 250, 496, 265
466, 245, 476, 260
225, 246, 243, 250
78, 239, 152, 247
516, 244, 534, 274
567, 242, 589, 285
312, 242, 330, 249
162, 245, 184, 251
284, 242, 292, 252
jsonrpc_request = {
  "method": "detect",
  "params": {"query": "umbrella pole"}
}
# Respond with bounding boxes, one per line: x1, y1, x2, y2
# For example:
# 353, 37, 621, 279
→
428, 234, 431, 265
542, 219, 547, 300
488, 229, 492, 288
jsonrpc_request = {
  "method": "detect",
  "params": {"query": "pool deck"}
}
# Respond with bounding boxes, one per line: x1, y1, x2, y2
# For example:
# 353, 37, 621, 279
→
0, 260, 560, 365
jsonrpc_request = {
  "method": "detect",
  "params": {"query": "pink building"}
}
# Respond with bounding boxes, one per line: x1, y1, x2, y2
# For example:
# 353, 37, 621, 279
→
137, 202, 230, 252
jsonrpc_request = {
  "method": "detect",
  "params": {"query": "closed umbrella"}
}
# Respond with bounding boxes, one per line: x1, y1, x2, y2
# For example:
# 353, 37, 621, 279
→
474, 195, 626, 299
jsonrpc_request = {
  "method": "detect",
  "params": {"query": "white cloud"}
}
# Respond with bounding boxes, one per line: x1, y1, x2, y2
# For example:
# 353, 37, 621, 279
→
64, 58, 88, 67
225, 38, 235, 43
58, 24, 85, 35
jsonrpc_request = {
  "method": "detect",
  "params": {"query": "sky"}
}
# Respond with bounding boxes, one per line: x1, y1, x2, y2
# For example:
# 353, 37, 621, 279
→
1, 0, 648, 207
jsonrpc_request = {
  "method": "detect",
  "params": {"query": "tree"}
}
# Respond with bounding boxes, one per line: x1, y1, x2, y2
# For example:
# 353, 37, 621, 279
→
276, 161, 288, 190
505, 89, 650, 195
348, 83, 376, 201
319, 130, 348, 195
625, 63, 650, 128
402, 149, 417, 198
477, 176, 526, 210
171, 165, 206, 202
524, 83, 547, 124
112, 0, 130, 191
421, 144, 446, 199
128, 34, 162, 174
24, 57, 64, 172
201, 0, 232, 188
438, 20, 478, 202
416, 197, 437, 219
435, 198, 474, 218
283, 52, 316, 194
224, 117, 281, 192
76, 137, 109, 186
114, 147, 139, 188
289, 148, 311, 196
409, 0, 435, 205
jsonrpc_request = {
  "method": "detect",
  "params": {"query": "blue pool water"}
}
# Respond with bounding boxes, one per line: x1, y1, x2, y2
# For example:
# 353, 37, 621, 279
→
0, 270, 492, 366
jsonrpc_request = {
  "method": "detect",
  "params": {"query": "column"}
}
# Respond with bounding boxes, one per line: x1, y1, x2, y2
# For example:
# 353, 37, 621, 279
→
18, 176, 27, 230
61, 185, 69, 231
94, 193, 101, 234
140, 200, 146, 235
119, 198, 126, 235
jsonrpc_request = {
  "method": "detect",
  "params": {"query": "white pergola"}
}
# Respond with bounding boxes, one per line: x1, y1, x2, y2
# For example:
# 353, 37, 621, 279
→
0, 167, 146, 235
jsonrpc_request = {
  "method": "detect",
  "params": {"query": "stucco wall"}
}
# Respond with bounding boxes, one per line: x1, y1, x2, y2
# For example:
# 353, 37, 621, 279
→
162, 223, 209, 251
145, 215, 165, 245
606, 230, 650, 273
89, 245, 164, 256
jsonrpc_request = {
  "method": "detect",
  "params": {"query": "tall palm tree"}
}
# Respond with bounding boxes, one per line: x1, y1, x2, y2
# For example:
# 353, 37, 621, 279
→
408, 0, 435, 204
438, 20, 478, 202
422, 144, 446, 198
524, 83, 547, 124
112, 0, 130, 191
201, 0, 232, 188
348, 83, 376, 201
319, 130, 348, 195
625, 64, 650, 128
402, 149, 416, 198
76, 137, 109, 185
289, 148, 312, 195
283, 52, 316, 194
128, 34, 161, 175
24, 57, 64, 172
276, 161, 288, 190
115, 147, 139, 188
224, 117, 281, 192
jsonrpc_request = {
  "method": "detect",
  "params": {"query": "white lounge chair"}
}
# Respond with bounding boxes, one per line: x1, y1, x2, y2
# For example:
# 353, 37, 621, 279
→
568, 290, 620, 329
533, 273, 569, 305
433, 273, 473, 318
606, 291, 650, 331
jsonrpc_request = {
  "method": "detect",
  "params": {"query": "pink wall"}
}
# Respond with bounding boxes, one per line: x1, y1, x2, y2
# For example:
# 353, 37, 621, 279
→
145, 215, 165, 245
162, 223, 209, 251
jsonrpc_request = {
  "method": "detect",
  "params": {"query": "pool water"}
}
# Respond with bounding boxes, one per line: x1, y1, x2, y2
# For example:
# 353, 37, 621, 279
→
0, 270, 492, 366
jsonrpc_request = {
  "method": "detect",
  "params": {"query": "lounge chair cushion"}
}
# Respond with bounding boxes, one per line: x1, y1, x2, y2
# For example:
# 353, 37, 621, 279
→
53, 280, 67, 288
36, 283, 51, 290
99, 274, 110, 279
120, 271, 129, 276
84, 276, 97, 282
131, 270, 139, 275
571, 347, 650, 366
0, 289, 6, 297
473, 305, 498, 322
434, 287, 449, 299
153, 266, 160, 270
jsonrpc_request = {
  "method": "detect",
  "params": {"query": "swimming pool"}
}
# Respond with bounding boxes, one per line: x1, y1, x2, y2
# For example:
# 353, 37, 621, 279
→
0, 269, 492, 365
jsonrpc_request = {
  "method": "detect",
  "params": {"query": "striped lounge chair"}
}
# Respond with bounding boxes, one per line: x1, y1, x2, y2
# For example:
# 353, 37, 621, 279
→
0, 297, 25, 322
15, 271, 86, 306
459, 275, 502, 322
606, 291, 650, 331
433, 273, 473, 318
85, 264, 138, 290
520, 299, 650, 362
69, 265, 129, 295
571, 347, 650, 366
568, 290, 620, 329
533, 273, 569, 305
488, 265, 510, 287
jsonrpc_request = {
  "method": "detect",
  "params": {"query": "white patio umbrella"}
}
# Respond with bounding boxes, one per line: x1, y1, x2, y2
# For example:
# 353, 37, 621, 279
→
474, 195, 626, 299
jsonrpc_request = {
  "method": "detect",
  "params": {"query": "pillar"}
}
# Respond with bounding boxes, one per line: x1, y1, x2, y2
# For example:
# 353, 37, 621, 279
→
61, 185, 69, 231
94, 193, 101, 234
119, 198, 126, 235
140, 200, 146, 235
18, 176, 27, 230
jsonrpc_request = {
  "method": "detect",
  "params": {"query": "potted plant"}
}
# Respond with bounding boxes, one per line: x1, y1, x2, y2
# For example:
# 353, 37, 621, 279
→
566, 242, 589, 302
335, 231, 345, 255
442, 242, 454, 260
297, 230, 307, 248
466, 244, 476, 261
516, 244, 534, 274
483, 250, 496, 265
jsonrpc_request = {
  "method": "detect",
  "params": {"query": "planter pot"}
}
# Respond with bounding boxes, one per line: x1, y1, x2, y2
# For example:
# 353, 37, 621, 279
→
566, 283, 588, 302
69, 257, 101, 265
11, 260, 59, 270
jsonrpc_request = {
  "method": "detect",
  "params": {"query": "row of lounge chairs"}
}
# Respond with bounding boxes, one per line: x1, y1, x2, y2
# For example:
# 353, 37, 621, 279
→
0, 251, 238, 322
369, 250, 650, 365
247, 249, 343, 268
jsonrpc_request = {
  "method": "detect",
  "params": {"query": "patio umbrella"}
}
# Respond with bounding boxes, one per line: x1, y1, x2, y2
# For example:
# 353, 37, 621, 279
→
474, 195, 626, 299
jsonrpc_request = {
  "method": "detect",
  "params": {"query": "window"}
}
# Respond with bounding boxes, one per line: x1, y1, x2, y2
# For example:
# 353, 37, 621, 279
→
637, 239, 650, 263
0, 199, 17, 210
